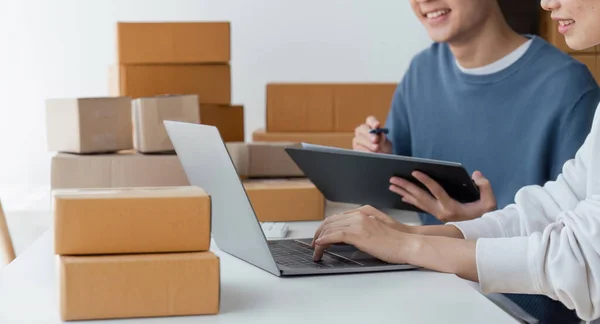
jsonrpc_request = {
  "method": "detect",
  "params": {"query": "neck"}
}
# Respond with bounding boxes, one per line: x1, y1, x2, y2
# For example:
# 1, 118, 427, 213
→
449, 12, 528, 69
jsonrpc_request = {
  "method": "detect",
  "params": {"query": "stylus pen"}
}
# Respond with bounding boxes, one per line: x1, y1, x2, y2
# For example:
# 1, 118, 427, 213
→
369, 128, 389, 135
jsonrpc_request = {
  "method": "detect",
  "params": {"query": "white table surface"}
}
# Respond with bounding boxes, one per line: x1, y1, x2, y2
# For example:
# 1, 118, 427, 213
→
0, 213, 519, 324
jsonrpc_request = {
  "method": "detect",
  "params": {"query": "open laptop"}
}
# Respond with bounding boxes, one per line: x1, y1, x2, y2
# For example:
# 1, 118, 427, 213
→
164, 121, 418, 276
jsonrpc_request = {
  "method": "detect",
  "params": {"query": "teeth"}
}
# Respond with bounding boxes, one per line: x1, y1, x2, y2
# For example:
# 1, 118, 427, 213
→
559, 20, 575, 27
426, 9, 450, 19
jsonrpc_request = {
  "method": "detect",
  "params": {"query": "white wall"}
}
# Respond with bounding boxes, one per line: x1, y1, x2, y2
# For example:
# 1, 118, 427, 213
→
0, 0, 431, 187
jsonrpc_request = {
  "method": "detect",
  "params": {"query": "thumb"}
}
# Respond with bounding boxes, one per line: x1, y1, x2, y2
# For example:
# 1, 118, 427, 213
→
472, 171, 496, 204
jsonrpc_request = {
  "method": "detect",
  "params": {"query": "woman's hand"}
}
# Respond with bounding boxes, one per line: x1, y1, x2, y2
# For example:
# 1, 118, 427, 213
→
311, 207, 414, 263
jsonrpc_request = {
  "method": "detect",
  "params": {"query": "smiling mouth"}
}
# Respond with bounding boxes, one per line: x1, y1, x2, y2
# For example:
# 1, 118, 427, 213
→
424, 9, 451, 20
558, 19, 575, 27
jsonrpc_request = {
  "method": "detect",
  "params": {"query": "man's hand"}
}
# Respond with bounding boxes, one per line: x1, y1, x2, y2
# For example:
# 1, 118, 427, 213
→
311, 207, 413, 263
389, 171, 497, 223
353, 116, 393, 154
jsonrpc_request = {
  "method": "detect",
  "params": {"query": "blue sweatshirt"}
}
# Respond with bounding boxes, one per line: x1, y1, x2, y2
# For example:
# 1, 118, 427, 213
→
386, 36, 600, 226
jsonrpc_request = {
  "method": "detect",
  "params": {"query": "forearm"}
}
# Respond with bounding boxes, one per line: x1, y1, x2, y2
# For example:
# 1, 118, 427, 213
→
408, 224, 465, 239
402, 234, 478, 282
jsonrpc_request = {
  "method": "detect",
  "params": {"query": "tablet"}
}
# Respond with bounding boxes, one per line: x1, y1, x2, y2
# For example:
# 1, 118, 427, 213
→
285, 144, 480, 212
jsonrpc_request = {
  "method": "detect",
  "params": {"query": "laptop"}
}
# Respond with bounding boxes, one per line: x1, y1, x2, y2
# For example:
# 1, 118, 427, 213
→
164, 121, 418, 276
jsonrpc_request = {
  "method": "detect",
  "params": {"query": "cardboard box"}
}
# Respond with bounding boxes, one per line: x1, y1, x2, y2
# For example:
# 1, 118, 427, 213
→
46, 97, 133, 154
133, 95, 200, 153
252, 129, 353, 149
226, 142, 304, 178
200, 104, 244, 142
243, 179, 324, 222
109, 64, 231, 105
117, 22, 230, 64
574, 55, 600, 84
51, 151, 189, 190
54, 186, 210, 255
266, 83, 396, 132
60, 252, 220, 321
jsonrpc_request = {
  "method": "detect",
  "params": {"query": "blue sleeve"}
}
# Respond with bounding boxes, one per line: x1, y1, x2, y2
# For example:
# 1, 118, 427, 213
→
385, 79, 412, 156
549, 87, 600, 179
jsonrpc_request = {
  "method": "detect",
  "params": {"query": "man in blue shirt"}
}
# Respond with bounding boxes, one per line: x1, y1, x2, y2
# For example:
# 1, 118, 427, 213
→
352, 0, 600, 323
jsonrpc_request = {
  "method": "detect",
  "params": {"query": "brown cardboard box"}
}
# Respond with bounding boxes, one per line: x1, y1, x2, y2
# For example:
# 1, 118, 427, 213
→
51, 151, 189, 190
200, 104, 244, 142
266, 83, 396, 132
252, 129, 353, 149
133, 95, 200, 153
117, 22, 230, 64
574, 55, 600, 83
46, 97, 133, 154
109, 64, 231, 105
539, 11, 597, 54
226, 142, 304, 178
60, 252, 220, 321
243, 179, 324, 222
54, 186, 210, 255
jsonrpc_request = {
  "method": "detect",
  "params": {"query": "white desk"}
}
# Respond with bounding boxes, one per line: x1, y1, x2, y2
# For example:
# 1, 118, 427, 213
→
0, 219, 519, 324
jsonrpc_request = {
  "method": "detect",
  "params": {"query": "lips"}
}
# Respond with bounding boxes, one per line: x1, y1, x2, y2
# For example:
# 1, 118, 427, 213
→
558, 19, 575, 27
423, 8, 451, 20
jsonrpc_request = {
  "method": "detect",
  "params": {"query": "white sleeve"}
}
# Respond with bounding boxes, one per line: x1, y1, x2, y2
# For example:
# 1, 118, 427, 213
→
449, 132, 591, 240
476, 198, 600, 321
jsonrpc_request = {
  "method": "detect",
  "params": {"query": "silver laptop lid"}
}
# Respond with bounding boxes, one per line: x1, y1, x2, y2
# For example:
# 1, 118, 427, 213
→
164, 121, 280, 276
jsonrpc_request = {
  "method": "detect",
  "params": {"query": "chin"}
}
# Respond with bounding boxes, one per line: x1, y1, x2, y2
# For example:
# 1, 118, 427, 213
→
427, 31, 452, 44
564, 36, 596, 51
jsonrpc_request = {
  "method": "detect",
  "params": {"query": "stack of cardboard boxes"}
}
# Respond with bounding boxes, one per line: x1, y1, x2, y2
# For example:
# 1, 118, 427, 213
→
539, 11, 600, 82
54, 186, 219, 321
226, 141, 325, 222
252, 83, 398, 149
46, 96, 190, 189
49, 21, 247, 190
110, 22, 244, 143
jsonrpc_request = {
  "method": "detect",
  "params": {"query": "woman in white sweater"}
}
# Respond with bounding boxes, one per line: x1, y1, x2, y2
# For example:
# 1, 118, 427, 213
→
312, 0, 600, 322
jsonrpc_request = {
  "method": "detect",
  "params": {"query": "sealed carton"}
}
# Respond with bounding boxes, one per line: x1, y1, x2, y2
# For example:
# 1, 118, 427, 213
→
60, 252, 220, 321
51, 151, 189, 189
133, 95, 200, 153
46, 97, 133, 154
117, 22, 230, 64
226, 142, 303, 178
266, 83, 396, 132
109, 64, 230, 105
54, 186, 210, 255
243, 179, 325, 222
252, 129, 353, 149
200, 104, 244, 142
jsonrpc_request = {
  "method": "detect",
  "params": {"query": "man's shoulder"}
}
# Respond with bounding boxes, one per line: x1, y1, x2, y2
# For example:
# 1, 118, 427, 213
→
410, 42, 451, 66
531, 37, 595, 81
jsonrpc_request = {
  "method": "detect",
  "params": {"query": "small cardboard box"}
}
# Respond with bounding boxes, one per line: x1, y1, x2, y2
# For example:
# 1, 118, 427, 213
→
226, 142, 304, 178
200, 104, 244, 142
243, 179, 325, 222
109, 64, 230, 105
51, 151, 189, 190
133, 95, 200, 153
252, 129, 353, 149
266, 83, 396, 132
60, 252, 220, 321
117, 22, 230, 64
54, 186, 211, 255
46, 97, 133, 154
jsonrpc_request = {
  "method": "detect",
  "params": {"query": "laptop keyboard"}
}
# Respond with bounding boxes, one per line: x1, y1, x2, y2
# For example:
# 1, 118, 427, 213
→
268, 240, 362, 269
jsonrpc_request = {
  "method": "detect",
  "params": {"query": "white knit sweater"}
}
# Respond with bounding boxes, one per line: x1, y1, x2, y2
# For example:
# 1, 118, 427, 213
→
451, 104, 600, 321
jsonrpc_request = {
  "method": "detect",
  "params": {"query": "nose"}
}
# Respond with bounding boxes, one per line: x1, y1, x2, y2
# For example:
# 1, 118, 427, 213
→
541, 0, 559, 11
